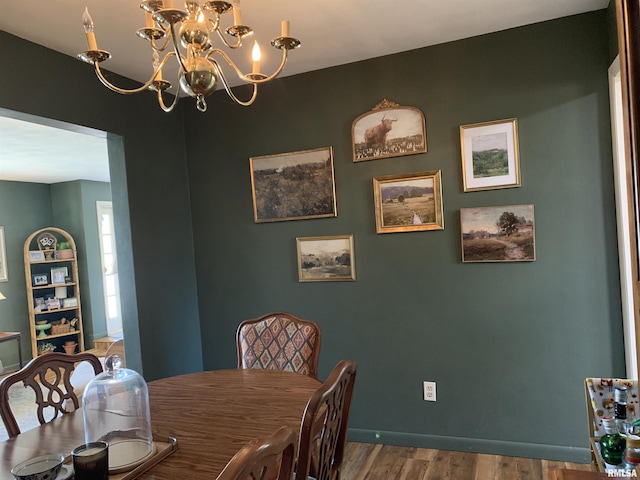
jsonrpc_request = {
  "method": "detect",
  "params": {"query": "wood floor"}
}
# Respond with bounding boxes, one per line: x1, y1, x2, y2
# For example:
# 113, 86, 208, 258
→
341, 442, 595, 480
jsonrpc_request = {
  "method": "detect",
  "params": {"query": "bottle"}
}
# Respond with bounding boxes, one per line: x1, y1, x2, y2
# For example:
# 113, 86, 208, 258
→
615, 386, 630, 434
622, 434, 640, 473
601, 416, 626, 469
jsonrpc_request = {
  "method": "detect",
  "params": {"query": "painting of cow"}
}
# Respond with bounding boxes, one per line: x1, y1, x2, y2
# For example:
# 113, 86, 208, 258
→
352, 99, 427, 162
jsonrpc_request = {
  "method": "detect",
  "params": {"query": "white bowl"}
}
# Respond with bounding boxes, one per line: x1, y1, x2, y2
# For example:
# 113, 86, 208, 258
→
11, 454, 65, 480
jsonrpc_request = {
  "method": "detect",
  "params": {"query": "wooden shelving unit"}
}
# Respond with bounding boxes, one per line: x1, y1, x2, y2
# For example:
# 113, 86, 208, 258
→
23, 227, 85, 358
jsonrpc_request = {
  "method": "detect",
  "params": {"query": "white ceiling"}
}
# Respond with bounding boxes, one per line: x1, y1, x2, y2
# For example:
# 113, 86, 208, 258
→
0, 0, 608, 184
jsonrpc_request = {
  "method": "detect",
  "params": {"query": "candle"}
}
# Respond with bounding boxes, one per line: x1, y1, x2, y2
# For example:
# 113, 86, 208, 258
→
145, 12, 154, 28
82, 8, 98, 51
232, 0, 242, 25
281, 20, 289, 37
252, 41, 261, 74
164, 0, 174, 8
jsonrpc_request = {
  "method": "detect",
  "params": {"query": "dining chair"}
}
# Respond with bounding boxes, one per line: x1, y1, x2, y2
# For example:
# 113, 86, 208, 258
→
296, 360, 357, 480
0, 351, 103, 438
216, 426, 297, 480
237, 312, 322, 378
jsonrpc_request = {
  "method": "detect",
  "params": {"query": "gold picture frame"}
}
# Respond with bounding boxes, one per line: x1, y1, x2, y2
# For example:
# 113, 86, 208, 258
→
296, 235, 356, 282
460, 204, 535, 263
352, 99, 427, 162
460, 118, 521, 192
373, 170, 444, 234
250, 146, 337, 223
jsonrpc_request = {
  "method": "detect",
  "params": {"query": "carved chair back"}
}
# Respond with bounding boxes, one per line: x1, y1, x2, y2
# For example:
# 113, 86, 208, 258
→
296, 360, 357, 480
216, 426, 297, 480
0, 352, 103, 438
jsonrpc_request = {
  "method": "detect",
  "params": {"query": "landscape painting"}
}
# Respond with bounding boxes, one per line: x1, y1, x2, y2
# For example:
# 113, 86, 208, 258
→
250, 147, 337, 223
296, 235, 355, 282
352, 99, 426, 162
460, 204, 535, 263
460, 118, 520, 192
373, 171, 444, 234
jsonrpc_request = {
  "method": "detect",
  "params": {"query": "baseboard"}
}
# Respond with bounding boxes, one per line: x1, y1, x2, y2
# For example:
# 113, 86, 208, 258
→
347, 428, 591, 463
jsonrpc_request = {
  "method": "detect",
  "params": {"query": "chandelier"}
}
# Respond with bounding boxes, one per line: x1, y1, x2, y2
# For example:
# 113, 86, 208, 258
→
78, 0, 301, 112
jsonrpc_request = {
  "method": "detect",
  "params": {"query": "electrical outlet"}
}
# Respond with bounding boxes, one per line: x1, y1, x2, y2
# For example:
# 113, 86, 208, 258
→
423, 381, 436, 401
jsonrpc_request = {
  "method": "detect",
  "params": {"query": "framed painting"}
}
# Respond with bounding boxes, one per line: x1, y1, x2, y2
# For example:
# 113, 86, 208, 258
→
250, 147, 337, 223
460, 204, 535, 263
460, 118, 521, 192
0, 226, 6, 282
352, 99, 426, 162
296, 235, 356, 282
373, 170, 444, 234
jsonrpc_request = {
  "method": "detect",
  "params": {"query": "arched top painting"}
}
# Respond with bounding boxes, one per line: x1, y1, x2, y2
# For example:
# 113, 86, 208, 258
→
352, 99, 427, 162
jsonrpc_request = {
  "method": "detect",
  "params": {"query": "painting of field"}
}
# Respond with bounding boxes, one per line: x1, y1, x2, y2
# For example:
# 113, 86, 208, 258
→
373, 171, 443, 233
460, 204, 535, 262
297, 235, 355, 282
460, 118, 520, 192
250, 147, 336, 222
471, 132, 509, 178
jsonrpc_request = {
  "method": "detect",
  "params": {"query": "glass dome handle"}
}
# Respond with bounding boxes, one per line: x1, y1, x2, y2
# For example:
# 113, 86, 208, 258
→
105, 354, 122, 373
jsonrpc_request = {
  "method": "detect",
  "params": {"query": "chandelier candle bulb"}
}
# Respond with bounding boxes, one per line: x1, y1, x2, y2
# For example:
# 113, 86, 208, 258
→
252, 41, 261, 74
232, 0, 242, 25
82, 8, 98, 51
164, 0, 174, 8
281, 20, 289, 37
145, 12, 154, 28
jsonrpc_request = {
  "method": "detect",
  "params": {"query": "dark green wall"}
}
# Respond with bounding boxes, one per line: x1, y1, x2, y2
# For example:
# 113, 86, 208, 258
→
0, 30, 203, 378
51, 180, 112, 344
185, 11, 620, 461
0, 181, 52, 367
0, 180, 112, 364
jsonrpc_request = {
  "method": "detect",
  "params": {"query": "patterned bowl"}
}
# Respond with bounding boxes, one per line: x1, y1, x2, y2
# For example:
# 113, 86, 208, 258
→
11, 454, 65, 480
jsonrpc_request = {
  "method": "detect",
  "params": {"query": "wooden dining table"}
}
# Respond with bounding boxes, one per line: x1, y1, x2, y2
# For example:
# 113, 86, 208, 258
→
0, 369, 321, 480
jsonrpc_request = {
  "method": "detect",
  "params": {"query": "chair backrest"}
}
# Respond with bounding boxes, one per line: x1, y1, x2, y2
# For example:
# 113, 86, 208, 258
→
237, 312, 322, 378
216, 426, 297, 480
585, 377, 639, 437
105, 339, 126, 368
296, 360, 357, 480
0, 352, 103, 438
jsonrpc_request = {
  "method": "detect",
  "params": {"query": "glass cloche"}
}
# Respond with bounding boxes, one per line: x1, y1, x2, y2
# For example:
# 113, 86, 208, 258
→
82, 354, 155, 473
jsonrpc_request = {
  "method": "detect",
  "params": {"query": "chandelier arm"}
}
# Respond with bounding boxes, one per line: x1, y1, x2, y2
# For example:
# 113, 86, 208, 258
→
150, 32, 173, 52
156, 88, 181, 112
207, 47, 288, 84
94, 62, 156, 94
211, 60, 258, 106
93, 51, 177, 95
213, 27, 243, 49
169, 23, 189, 73
206, 16, 221, 35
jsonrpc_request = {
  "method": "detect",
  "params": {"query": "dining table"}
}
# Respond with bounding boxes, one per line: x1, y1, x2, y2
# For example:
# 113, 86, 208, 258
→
0, 368, 321, 480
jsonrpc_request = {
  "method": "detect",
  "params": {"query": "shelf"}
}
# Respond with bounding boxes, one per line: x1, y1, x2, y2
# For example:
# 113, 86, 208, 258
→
29, 258, 75, 265
34, 306, 79, 316
36, 331, 80, 341
32, 282, 77, 290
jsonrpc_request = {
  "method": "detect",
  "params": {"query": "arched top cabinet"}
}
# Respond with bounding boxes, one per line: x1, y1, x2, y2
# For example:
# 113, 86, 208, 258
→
23, 227, 85, 358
